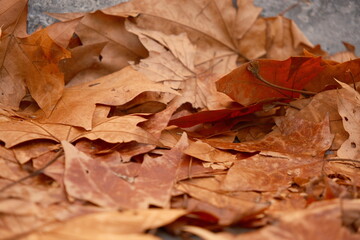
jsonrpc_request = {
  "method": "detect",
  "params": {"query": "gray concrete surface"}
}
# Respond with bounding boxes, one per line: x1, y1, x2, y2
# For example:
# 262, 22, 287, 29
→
28, 0, 360, 56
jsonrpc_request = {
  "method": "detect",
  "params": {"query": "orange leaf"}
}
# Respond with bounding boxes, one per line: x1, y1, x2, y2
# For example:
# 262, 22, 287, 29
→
42, 66, 178, 130
216, 56, 324, 106
63, 133, 188, 209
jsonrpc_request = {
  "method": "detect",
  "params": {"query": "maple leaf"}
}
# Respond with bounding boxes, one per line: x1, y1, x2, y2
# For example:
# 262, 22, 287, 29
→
183, 200, 360, 240
0, 0, 28, 38
103, 0, 311, 62
207, 115, 333, 158
237, 199, 360, 240
1, 0, 359, 239
45, 17, 81, 48
1, 25, 70, 112
216, 57, 324, 106
304, 58, 360, 92
39, 66, 178, 130
0, 114, 158, 148
62, 133, 188, 209
176, 178, 269, 225
221, 154, 324, 192
25, 209, 186, 240
60, 42, 108, 86
336, 81, 360, 159
50, 10, 148, 81
284, 89, 347, 150
129, 26, 232, 111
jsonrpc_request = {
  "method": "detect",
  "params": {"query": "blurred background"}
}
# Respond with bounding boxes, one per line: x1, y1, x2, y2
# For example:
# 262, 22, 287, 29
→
28, 0, 360, 56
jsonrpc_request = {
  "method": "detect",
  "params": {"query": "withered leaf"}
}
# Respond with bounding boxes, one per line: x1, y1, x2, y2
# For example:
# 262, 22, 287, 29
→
237, 200, 360, 240
336, 81, 360, 159
63, 133, 188, 209
0, 114, 158, 148
0, 28, 70, 112
25, 209, 185, 240
42, 66, 178, 130
207, 115, 333, 158
221, 154, 324, 192
216, 57, 324, 106
176, 179, 269, 225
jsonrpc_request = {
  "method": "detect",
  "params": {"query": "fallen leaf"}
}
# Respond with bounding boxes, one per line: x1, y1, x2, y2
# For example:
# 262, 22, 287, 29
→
46, 17, 81, 48
184, 140, 237, 163
42, 66, 178, 130
24, 209, 185, 240
221, 154, 324, 192
60, 42, 109, 86
305, 58, 360, 92
63, 133, 188, 209
207, 115, 333, 158
73, 11, 147, 72
216, 57, 324, 106
236, 200, 360, 240
284, 89, 347, 150
336, 81, 360, 159
129, 25, 233, 110
328, 42, 358, 63
264, 16, 313, 60
0, 114, 158, 148
0, 0, 28, 38
0, 28, 70, 111
176, 178, 269, 225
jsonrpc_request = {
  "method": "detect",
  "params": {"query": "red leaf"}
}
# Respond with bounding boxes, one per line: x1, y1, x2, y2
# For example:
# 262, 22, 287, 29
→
216, 56, 324, 106
169, 104, 262, 128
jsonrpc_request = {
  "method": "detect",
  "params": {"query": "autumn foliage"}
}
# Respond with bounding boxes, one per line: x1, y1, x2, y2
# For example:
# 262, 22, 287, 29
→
1, 0, 360, 239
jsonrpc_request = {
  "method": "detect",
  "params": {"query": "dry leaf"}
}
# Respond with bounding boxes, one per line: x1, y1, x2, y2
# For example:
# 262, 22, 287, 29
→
24, 209, 185, 240
207, 115, 333, 158
221, 154, 324, 192
216, 57, 323, 106
63, 133, 188, 209
336, 81, 360, 159
236, 200, 360, 240
42, 66, 178, 130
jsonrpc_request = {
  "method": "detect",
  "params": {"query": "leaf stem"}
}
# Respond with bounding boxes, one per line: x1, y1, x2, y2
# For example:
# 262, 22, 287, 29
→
0, 148, 64, 193
247, 61, 317, 96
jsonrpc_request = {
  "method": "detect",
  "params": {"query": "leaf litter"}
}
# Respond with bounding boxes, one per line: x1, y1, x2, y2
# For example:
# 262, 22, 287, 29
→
0, 0, 360, 239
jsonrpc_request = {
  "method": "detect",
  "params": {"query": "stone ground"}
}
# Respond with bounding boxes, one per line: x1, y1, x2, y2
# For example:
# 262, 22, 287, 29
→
28, 0, 360, 55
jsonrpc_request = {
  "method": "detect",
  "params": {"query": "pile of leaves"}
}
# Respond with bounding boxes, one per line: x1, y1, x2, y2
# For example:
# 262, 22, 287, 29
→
1, 0, 360, 239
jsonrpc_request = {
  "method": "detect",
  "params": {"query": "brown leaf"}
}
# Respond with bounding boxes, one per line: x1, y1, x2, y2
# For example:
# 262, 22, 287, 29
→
0, 0, 28, 38
63, 133, 188, 209
305, 58, 360, 92
0, 28, 70, 113
0, 114, 158, 148
129, 25, 233, 110
12, 140, 56, 164
237, 18, 266, 60
264, 16, 313, 60
285, 89, 347, 150
42, 66, 178, 130
60, 42, 108, 86
184, 140, 237, 163
328, 42, 358, 63
336, 81, 360, 159
176, 178, 269, 225
216, 57, 323, 106
73, 11, 147, 72
25, 209, 185, 240
236, 200, 360, 240
46, 17, 81, 48
71, 115, 159, 145
207, 115, 333, 158
221, 154, 323, 192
